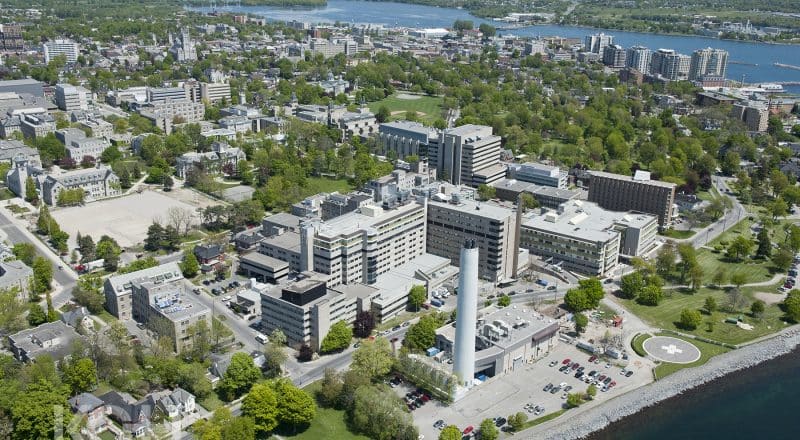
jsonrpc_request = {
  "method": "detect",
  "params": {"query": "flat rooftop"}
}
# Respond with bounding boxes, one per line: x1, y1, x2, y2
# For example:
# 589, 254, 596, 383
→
428, 197, 514, 221
522, 200, 656, 242
106, 262, 183, 296
240, 252, 289, 270
140, 282, 210, 321
313, 200, 423, 239
590, 170, 676, 189
437, 304, 558, 350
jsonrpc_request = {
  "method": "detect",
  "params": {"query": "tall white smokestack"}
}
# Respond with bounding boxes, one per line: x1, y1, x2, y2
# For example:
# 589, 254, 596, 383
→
454, 239, 478, 388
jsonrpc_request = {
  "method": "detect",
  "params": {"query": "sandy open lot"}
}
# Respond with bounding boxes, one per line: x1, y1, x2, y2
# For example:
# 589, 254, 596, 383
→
51, 190, 206, 249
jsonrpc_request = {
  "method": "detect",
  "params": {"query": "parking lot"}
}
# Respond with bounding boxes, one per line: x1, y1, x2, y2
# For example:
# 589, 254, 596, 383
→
411, 341, 655, 439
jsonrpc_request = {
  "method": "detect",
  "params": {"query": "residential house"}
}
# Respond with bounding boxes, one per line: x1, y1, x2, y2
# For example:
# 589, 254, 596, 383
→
175, 141, 245, 178
69, 393, 107, 435
194, 243, 225, 272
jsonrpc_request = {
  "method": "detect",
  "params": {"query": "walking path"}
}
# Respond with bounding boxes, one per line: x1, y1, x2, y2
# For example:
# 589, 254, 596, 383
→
663, 272, 784, 291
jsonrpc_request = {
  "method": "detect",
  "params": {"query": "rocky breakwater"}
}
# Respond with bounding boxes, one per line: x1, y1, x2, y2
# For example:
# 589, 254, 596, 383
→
528, 327, 800, 440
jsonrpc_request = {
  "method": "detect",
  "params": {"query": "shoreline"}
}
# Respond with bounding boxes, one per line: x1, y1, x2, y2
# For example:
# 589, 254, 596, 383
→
523, 325, 800, 439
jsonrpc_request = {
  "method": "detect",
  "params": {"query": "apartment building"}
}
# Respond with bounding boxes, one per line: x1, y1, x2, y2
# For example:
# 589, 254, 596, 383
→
0, 260, 33, 302
650, 49, 690, 80
103, 262, 184, 321
0, 24, 24, 51
626, 46, 651, 73
602, 44, 627, 68
506, 162, 567, 188
43, 38, 79, 64
689, 47, 729, 81
41, 165, 121, 206
56, 128, 110, 161
147, 87, 189, 103
131, 281, 211, 353
55, 84, 90, 111
426, 195, 518, 282
583, 33, 613, 54
520, 200, 658, 276
428, 124, 502, 187
588, 170, 676, 228
260, 274, 362, 351
732, 103, 769, 132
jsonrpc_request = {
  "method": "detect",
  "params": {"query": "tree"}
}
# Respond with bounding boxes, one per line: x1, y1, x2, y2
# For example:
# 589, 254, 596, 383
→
36, 204, 51, 234
222, 416, 255, 440
655, 242, 677, 278
219, 352, 261, 400
32, 256, 53, 297
566, 392, 584, 408
11, 379, 69, 440
77, 234, 96, 263
408, 285, 426, 312
317, 368, 343, 408
27, 303, 47, 326
62, 358, 97, 395
726, 236, 753, 262
497, 294, 511, 307
439, 425, 461, 440
144, 222, 164, 251
100, 145, 122, 164
477, 184, 496, 201
273, 380, 316, 433
96, 235, 121, 271
403, 315, 439, 351
0, 287, 27, 334
351, 337, 394, 380
353, 310, 375, 338
163, 175, 174, 191
564, 278, 604, 312
478, 418, 498, 440
677, 243, 697, 282
12, 243, 36, 266
620, 272, 646, 299
704, 296, 718, 314
730, 272, 747, 289
769, 197, 789, 220
181, 251, 200, 278
24, 176, 38, 205
241, 383, 279, 435
375, 105, 391, 123
298, 344, 314, 362
507, 411, 528, 432
587, 384, 598, 399
772, 247, 793, 271
756, 228, 772, 258
352, 384, 417, 440
750, 300, 765, 318
679, 308, 702, 330
688, 264, 704, 292
784, 289, 800, 322
320, 320, 352, 353
712, 270, 727, 288
569, 313, 586, 335
478, 23, 497, 37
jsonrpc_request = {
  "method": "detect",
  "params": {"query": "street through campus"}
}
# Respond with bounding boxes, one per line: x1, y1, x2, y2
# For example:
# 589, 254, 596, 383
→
0, 205, 77, 307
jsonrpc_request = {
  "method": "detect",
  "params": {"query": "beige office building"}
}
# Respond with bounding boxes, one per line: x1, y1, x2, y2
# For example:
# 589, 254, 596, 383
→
104, 262, 184, 321
426, 195, 519, 282
520, 200, 658, 276
588, 170, 676, 228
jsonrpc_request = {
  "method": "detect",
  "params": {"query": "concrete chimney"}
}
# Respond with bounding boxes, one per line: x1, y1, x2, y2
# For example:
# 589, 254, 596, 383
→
454, 239, 478, 388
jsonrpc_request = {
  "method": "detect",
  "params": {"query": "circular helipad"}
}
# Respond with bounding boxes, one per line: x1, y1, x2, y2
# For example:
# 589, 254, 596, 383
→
642, 336, 701, 364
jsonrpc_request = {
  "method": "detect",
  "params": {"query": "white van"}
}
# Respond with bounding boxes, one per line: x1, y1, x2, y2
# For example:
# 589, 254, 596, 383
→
255, 333, 268, 344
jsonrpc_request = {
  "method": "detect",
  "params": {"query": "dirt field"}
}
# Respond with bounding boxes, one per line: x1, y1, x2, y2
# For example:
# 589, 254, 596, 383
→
51, 189, 219, 249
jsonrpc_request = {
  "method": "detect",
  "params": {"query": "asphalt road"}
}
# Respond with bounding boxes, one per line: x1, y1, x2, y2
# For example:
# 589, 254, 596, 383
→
0, 207, 77, 306
688, 175, 747, 248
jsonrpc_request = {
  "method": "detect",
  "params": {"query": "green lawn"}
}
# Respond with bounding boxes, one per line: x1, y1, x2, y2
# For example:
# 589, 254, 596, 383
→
620, 283, 787, 345
631, 333, 651, 357
368, 94, 444, 125
660, 228, 695, 239
692, 217, 790, 285
519, 409, 567, 431
275, 382, 369, 440
653, 333, 730, 379
199, 394, 223, 412
305, 177, 354, 196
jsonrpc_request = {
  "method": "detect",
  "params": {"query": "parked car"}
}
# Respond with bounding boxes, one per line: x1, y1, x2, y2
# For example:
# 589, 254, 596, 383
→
543, 383, 553, 392
562, 358, 571, 365
625, 370, 634, 377
549, 360, 558, 367
588, 355, 597, 363
547, 285, 557, 291
463, 426, 474, 435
